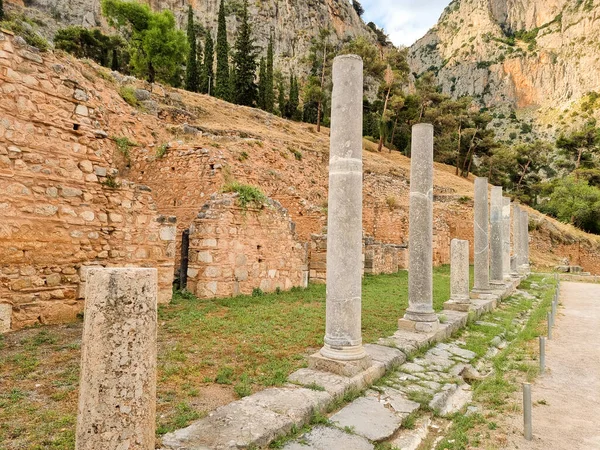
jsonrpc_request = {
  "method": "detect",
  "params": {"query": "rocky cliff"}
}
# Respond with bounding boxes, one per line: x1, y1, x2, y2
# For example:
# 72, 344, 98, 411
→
409, 0, 600, 137
5, 0, 377, 76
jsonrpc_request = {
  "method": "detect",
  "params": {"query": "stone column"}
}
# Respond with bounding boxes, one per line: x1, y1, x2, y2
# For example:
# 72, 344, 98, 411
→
472, 177, 492, 297
398, 123, 439, 332
444, 239, 470, 311
489, 186, 504, 288
76, 268, 157, 450
312, 55, 369, 371
521, 210, 530, 273
511, 203, 522, 277
502, 197, 511, 279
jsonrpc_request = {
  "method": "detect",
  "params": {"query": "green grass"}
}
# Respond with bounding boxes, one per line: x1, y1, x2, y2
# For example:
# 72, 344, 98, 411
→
0, 268, 454, 447
437, 274, 557, 449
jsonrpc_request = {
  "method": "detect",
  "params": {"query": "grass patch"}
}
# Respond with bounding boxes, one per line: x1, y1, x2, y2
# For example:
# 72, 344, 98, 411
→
222, 181, 267, 209
119, 86, 139, 107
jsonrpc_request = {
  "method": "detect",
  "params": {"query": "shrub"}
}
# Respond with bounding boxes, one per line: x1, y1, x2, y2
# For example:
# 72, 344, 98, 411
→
119, 86, 139, 107
222, 182, 267, 209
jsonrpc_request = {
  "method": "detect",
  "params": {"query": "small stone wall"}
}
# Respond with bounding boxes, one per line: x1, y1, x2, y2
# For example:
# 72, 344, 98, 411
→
186, 194, 309, 298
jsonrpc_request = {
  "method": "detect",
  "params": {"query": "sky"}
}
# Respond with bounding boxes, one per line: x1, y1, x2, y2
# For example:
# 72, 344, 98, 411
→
361, 0, 452, 47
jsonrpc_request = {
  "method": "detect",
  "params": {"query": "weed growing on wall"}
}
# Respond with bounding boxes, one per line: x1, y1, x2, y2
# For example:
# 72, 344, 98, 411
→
222, 182, 267, 209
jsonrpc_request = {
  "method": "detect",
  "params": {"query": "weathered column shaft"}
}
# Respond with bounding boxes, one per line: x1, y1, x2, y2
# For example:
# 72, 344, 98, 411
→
473, 177, 490, 292
502, 197, 511, 278
521, 210, 530, 269
402, 123, 438, 326
76, 268, 157, 450
450, 239, 470, 302
512, 203, 522, 271
321, 55, 366, 361
490, 186, 504, 285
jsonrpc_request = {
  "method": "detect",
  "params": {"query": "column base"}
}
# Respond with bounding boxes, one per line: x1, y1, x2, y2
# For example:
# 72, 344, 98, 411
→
470, 288, 498, 300
444, 299, 471, 312
309, 349, 372, 377
398, 317, 440, 333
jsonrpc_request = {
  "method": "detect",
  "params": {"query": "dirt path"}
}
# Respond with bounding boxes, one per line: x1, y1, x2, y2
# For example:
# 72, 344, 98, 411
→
503, 281, 600, 449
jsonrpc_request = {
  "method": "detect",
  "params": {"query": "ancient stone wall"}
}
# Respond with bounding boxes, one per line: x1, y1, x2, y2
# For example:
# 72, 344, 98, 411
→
0, 32, 176, 331
186, 194, 309, 298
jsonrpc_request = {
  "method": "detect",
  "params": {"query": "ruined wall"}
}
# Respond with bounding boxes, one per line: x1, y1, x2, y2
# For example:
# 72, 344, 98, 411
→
186, 194, 309, 298
0, 32, 176, 331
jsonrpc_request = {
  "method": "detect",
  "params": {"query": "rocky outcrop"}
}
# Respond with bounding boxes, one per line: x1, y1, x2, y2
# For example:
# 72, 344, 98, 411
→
6, 0, 377, 77
409, 0, 600, 134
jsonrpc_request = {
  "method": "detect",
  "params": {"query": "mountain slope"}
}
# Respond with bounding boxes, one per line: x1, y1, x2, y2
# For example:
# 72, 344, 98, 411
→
409, 0, 600, 137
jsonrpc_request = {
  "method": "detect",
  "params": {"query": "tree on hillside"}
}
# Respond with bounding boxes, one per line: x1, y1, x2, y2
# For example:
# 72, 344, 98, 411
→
185, 5, 199, 92
304, 27, 334, 131
258, 57, 267, 110
352, 0, 364, 17
101, 0, 187, 84
215, 0, 230, 99
201, 31, 214, 95
265, 35, 275, 113
232, 0, 259, 106
277, 78, 286, 117
556, 121, 600, 173
0, 0, 5, 21
54, 27, 126, 70
285, 74, 300, 120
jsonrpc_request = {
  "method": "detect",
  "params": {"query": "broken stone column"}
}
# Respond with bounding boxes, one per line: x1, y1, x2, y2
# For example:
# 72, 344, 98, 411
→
444, 239, 471, 312
511, 203, 522, 277
489, 186, 504, 289
471, 177, 492, 297
398, 123, 439, 333
502, 197, 511, 279
76, 268, 158, 450
309, 55, 370, 375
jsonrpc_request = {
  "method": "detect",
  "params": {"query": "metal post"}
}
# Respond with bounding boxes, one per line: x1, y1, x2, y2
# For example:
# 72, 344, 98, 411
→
539, 336, 545, 374
547, 312, 552, 340
523, 383, 533, 440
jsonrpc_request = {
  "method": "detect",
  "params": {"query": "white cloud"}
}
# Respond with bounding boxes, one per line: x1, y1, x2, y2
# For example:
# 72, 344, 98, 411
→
360, 0, 451, 47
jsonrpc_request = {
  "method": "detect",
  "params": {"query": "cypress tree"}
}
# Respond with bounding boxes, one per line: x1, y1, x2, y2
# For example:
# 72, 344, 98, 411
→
278, 79, 286, 117
185, 5, 199, 92
265, 35, 275, 113
215, 0, 230, 100
286, 73, 299, 119
201, 31, 215, 95
258, 57, 267, 110
232, 0, 258, 106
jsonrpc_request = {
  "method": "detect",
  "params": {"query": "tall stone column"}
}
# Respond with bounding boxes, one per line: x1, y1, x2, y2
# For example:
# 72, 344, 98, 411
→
472, 177, 492, 297
521, 210, 530, 273
489, 186, 504, 288
76, 268, 157, 450
399, 123, 439, 333
512, 203, 522, 277
313, 55, 369, 369
502, 197, 511, 279
444, 239, 471, 312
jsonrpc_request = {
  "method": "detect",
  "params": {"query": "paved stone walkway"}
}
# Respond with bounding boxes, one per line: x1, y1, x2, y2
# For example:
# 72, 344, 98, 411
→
503, 281, 600, 449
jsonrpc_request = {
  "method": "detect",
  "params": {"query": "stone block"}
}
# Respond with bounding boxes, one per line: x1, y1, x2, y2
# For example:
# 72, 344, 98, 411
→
307, 352, 372, 377
330, 397, 402, 441
282, 426, 374, 450
364, 343, 406, 369
0, 303, 12, 333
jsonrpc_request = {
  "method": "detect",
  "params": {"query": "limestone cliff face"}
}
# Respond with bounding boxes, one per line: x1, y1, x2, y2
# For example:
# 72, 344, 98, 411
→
409, 0, 600, 129
6, 0, 376, 76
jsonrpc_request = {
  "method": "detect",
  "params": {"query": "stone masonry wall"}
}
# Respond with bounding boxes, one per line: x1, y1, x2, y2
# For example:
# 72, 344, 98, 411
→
186, 194, 309, 298
0, 32, 176, 331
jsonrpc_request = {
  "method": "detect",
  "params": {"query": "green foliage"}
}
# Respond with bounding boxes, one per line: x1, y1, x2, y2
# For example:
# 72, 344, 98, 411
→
232, 0, 258, 106
366, 21, 391, 46
234, 374, 252, 398
112, 136, 138, 160
257, 57, 267, 110
185, 6, 199, 92
222, 181, 267, 208
55, 26, 126, 70
352, 0, 364, 16
101, 175, 121, 189
215, 0, 230, 99
540, 176, 600, 234
156, 143, 168, 158
201, 31, 215, 95
556, 122, 600, 171
284, 74, 300, 120
0, 15, 49, 51
265, 35, 275, 113
101, 0, 187, 84
0, 0, 4, 21
215, 366, 234, 384
277, 79, 286, 117
252, 287, 264, 297
119, 86, 139, 107
288, 147, 302, 160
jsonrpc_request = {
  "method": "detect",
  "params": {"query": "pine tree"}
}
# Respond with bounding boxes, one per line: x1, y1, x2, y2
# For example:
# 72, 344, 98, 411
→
185, 5, 199, 92
215, 0, 230, 100
232, 0, 258, 106
286, 73, 300, 120
201, 31, 215, 95
258, 57, 267, 110
277, 79, 286, 117
265, 35, 275, 113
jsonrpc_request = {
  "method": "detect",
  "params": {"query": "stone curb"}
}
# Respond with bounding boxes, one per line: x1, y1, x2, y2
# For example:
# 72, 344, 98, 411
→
161, 284, 516, 449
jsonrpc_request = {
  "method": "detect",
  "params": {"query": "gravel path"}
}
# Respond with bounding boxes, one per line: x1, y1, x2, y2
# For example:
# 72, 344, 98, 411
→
503, 281, 600, 449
